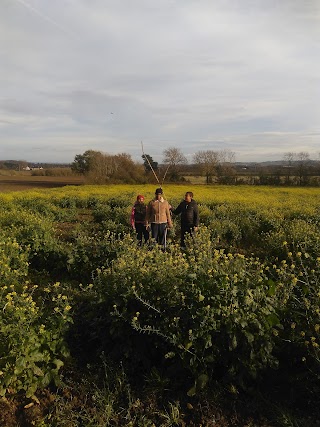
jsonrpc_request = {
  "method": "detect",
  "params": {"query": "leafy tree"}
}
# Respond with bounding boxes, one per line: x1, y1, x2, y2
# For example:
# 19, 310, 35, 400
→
142, 154, 158, 174
78, 151, 144, 184
71, 150, 100, 174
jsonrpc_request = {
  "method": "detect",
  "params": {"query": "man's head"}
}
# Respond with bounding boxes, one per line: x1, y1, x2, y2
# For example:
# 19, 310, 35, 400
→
137, 195, 145, 203
155, 188, 163, 200
184, 192, 193, 203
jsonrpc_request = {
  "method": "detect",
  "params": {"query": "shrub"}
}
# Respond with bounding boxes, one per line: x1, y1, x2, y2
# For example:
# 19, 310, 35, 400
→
0, 236, 72, 398
80, 230, 283, 389
0, 282, 72, 398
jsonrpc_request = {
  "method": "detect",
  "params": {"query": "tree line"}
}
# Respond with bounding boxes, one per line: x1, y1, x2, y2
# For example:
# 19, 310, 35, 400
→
71, 147, 237, 184
70, 148, 320, 186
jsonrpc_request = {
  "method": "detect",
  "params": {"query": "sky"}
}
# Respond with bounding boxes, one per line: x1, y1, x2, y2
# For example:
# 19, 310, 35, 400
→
0, 0, 319, 163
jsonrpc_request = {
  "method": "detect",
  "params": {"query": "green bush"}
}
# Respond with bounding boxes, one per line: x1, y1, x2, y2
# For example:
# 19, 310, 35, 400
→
80, 230, 283, 389
0, 234, 29, 285
0, 282, 72, 398
0, 235, 72, 397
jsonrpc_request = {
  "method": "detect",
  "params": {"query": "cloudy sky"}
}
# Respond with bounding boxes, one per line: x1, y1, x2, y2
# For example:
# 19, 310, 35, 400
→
0, 0, 319, 163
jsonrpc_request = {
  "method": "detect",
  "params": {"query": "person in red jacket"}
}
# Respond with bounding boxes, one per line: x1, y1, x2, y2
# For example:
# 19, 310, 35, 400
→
131, 195, 149, 245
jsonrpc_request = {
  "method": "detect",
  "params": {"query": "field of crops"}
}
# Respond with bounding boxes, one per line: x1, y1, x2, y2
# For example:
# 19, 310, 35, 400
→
1, 184, 320, 426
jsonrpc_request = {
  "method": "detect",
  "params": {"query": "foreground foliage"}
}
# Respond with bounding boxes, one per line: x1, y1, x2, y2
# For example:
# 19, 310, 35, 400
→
0, 184, 319, 425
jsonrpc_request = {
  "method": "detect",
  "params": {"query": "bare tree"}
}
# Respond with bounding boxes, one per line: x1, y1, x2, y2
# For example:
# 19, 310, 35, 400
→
87, 152, 117, 183
295, 151, 310, 186
193, 150, 220, 184
163, 147, 187, 181
282, 152, 310, 186
216, 150, 236, 184
283, 152, 295, 185
219, 149, 235, 164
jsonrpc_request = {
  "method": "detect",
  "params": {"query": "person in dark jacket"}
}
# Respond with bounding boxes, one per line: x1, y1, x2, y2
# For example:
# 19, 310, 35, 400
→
173, 192, 199, 248
131, 195, 149, 245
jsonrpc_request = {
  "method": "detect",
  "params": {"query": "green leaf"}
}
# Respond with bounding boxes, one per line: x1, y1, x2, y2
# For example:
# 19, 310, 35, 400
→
244, 331, 254, 343
53, 359, 64, 371
266, 313, 280, 327
267, 280, 276, 296
196, 374, 209, 391
187, 386, 196, 397
185, 342, 193, 350
229, 335, 237, 350
240, 320, 247, 328
33, 365, 44, 377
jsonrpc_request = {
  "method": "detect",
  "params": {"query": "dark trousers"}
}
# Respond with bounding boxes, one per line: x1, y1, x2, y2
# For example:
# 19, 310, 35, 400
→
181, 225, 195, 248
151, 223, 167, 249
135, 222, 149, 245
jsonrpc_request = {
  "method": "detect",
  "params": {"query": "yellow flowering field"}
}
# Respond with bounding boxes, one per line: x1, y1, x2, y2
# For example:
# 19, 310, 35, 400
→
0, 184, 319, 424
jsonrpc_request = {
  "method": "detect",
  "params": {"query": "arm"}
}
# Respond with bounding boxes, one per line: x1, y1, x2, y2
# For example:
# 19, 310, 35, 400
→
144, 205, 148, 225
130, 206, 135, 228
145, 202, 151, 224
172, 201, 183, 215
193, 203, 199, 227
166, 203, 173, 228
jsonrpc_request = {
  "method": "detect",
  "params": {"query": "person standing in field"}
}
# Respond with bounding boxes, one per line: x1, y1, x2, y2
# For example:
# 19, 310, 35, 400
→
146, 188, 172, 250
173, 191, 199, 248
131, 195, 149, 245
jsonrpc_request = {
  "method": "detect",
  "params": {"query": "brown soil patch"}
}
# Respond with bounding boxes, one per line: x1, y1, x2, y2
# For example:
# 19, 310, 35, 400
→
0, 175, 83, 192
